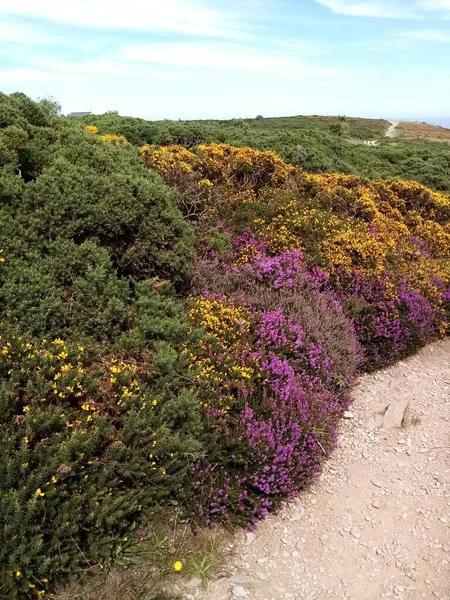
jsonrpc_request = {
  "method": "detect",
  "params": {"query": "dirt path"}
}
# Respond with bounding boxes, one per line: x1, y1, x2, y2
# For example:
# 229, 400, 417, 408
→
188, 340, 450, 600
386, 121, 400, 138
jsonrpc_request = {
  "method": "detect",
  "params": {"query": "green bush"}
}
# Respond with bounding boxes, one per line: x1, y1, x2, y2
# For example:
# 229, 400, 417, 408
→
0, 92, 201, 598
0, 330, 202, 599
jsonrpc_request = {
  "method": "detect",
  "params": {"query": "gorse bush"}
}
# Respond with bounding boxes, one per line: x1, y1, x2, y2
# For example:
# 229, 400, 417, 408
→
0, 93, 200, 599
0, 329, 203, 598
144, 143, 450, 371
1, 94, 449, 597
81, 111, 450, 193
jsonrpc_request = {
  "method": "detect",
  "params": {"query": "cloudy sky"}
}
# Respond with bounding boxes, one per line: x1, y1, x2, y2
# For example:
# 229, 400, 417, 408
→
0, 0, 449, 119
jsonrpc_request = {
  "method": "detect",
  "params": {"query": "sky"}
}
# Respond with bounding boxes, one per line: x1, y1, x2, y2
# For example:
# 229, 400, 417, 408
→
0, 0, 449, 120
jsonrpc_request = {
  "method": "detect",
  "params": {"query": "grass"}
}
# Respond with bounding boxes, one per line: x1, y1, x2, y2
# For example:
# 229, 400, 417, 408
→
54, 508, 233, 600
397, 121, 450, 143
186, 115, 390, 140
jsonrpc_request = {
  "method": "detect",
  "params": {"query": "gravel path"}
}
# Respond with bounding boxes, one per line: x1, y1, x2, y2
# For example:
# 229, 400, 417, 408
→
386, 121, 400, 138
187, 340, 450, 600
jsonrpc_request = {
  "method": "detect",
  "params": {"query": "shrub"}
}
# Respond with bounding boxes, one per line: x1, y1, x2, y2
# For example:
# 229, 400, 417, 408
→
2, 94, 450, 597
146, 144, 450, 369
0, 93, 200, 598
0, 330, 203, 599
187, 248, 360, 526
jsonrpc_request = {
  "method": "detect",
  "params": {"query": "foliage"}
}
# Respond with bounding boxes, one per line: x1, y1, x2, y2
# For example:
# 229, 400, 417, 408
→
187, 248, 360, 525
79, 112, 450, 192
2, 93, 450, 598
144, 143, 450, 372
0, 92, 200, 599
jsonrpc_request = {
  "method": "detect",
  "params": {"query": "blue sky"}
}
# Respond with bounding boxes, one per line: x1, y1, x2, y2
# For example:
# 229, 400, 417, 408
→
0, 0, 449, 120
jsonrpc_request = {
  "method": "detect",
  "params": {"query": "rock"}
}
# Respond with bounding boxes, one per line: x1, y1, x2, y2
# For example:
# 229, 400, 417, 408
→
383, 399, 411, 429
246, 532, 255, 546
343, 411, 355, 419
231, 585, 248, 598
185, 577, 202, 589
371, 479, 384, 488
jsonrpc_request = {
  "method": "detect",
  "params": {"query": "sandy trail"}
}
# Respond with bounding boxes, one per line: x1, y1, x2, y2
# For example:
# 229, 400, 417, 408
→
386, 121, 400, 138
188, 340, 450, 600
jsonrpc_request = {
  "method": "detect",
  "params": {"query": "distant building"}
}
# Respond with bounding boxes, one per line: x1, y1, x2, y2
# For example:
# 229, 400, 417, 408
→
105, 110, 119, 115
69, 111, 92, 118
364, 140, 377, 147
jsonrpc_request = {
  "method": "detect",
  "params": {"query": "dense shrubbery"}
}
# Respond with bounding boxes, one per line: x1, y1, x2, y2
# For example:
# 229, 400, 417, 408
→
0, 93, 200, 598
82, 112, 450, 192
1, 94, 449, 597
143, 143, 450, 373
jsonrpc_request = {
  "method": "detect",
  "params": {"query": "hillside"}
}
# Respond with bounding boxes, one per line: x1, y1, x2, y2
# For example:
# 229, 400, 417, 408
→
78, 113, 450, 193
397, 120, 450, 143
1, 93, 449, 599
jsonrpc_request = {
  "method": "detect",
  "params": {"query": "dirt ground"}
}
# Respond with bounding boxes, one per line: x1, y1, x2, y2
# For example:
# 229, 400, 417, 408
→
187, 340, 450, 600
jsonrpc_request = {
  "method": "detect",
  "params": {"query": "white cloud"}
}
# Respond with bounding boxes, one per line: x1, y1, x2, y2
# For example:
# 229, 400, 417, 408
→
400, 29, 450, 41
119, 42, 295, 72
315, 0, 450, 18
0, 67, 77, 83
0, 20, 48, 43
0, 0, 251, 38
315, 0, 416, 18
23, 42, 353, 82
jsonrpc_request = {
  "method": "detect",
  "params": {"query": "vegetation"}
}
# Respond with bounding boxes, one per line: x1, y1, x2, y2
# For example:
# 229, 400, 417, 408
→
80, 112, 450, 193
1, 93, 449, 598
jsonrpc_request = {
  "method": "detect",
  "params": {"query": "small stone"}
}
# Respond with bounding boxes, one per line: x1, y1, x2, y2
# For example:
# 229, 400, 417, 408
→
232, 586, 248, 598
246, 532, 255, 546
343, 411, 355, 419
383, 400, 411, 429
371, 479, 384, 488
291, 550, 299, 557
185, 577, 202, 589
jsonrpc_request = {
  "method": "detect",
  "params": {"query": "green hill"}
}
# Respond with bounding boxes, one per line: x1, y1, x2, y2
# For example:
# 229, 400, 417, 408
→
77, 113, 450, 192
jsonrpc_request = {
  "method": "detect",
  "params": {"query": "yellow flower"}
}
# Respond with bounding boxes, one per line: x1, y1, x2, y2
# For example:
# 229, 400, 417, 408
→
23, 436, 29, 444
35, 488, 45, 497
15, 571, 21, 577
23, 405, 30, 413
51, 476, 57, 484
173, 561, 183, 572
